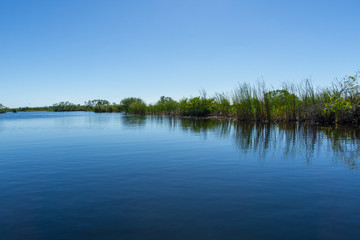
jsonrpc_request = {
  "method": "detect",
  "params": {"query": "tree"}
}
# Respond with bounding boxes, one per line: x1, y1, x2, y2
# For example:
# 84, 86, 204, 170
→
155, 96, 178, 114
120, 97, 146, 113
52, 101, 78, 111
84, 99, 110, 108
0, 103, 6, 113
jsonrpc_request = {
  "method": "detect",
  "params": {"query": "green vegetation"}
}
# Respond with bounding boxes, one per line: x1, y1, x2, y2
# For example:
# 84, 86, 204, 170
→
52, 101, 82, 112
148, 96, 178, 115
3, 72, 360, 125
323, 74, 360, 123
179, 97, 214, 117
230, 74, 360, 124
120, 97, 146, 114
213, 93, 231, 116
0, 103, 6, 113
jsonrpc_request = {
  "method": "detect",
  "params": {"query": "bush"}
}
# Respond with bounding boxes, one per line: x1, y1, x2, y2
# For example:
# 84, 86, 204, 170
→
324, 73, 360, 123
179, 97, 214, 116
153, 96, 179, 114
52, 101, 81, 111
129, 101, 147, 114
120, 97, 147, 114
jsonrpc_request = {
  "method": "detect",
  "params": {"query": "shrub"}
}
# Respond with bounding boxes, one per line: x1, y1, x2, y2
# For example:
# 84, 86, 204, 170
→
179, 97, 214, 116
120, 97, 147, 114
153, 96, 179, 114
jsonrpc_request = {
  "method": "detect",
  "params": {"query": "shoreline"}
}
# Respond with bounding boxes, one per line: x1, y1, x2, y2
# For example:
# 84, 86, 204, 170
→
2, 110, 359, 127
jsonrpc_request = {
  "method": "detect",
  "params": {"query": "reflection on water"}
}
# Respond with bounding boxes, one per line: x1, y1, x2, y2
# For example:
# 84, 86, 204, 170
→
125, 116, 360, 170
121, 114, 147, 128
1, 112, 360, 240
1, 113, 359, 170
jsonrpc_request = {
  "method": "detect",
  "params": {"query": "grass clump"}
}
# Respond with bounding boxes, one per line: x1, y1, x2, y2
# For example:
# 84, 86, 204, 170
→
212, 93, 231, 116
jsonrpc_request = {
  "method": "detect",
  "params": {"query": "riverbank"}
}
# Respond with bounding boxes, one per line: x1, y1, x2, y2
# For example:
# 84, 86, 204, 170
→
148, 113, 359, 126
3, 72, 359, 125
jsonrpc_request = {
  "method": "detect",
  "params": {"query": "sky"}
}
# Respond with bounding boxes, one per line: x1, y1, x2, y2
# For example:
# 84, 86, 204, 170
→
0, 0, 359, 108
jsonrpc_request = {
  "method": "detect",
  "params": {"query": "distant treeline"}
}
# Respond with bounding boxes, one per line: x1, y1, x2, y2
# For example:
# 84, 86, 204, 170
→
3, 72, 360, 124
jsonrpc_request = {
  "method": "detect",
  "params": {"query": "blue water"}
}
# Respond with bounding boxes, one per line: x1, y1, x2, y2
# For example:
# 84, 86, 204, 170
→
0, 112, 359, 240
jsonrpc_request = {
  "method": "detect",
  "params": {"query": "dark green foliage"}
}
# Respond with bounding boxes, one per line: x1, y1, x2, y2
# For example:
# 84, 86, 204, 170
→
151, 96, 178, 114
120, 97, 141, 113
52, 101, 82, 111
129, 101, 147, 114
265, 90, 298, 121
94, 104, 124, 113
85, 99, 111, 112
0, 103, 6, 113
179, 97, 214, 116
94, 105, 115, 113
85, 99, 110, 109
16, 106, 52, 112
120, 97, 146, 114
111, 104, 124, 113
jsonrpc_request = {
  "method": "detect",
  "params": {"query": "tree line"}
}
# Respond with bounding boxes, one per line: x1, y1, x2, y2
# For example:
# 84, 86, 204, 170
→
2, 72, 360, 124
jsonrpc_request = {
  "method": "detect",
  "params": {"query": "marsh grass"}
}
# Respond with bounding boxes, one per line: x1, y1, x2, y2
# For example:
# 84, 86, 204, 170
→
10, 72, 359, 125
213, 93, 231, 116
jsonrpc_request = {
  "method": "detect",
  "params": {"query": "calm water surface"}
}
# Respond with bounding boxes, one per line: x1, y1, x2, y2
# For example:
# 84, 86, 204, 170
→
1, 112, 359, 240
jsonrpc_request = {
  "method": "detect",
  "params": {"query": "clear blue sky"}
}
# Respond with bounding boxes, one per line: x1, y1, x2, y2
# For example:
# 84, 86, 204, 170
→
1, 0, 359, 107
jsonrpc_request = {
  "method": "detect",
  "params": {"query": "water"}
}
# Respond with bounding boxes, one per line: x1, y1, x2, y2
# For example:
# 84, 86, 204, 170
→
1, 112, 359, 240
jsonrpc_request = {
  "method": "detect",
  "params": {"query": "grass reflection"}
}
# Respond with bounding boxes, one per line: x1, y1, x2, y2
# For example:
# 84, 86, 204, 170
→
120, 115, 360, 169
